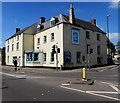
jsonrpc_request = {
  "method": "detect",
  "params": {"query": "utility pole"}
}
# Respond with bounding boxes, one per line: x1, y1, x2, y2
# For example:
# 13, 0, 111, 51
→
107, 15, 111, 63
52, 43, 60, 71
55, 45, 58, 71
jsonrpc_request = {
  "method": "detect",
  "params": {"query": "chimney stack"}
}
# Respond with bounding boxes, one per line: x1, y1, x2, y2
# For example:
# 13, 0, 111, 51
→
16, 28, 20, 33
90, 19, 96, 25
40, 17, 45, 24
69, 3, 75, 24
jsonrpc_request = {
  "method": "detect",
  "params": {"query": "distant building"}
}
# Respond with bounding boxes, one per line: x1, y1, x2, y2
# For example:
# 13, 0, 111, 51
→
107, 39, 116, 64
0, 47, 6, 65
6, 4, 108, 68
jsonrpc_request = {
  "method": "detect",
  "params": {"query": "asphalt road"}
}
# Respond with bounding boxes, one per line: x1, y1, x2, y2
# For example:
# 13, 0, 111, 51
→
1, 66, 120, 102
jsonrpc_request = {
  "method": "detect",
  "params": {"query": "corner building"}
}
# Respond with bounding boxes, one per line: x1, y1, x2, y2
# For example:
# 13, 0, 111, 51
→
6, 4, 107, 68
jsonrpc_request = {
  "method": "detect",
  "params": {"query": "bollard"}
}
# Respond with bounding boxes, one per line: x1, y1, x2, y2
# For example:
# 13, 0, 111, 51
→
82, 68, 86, 80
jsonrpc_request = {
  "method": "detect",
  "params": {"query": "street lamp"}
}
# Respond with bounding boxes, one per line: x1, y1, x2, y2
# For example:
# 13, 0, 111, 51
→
107, 15, 111, 63
107, 15, 111, 49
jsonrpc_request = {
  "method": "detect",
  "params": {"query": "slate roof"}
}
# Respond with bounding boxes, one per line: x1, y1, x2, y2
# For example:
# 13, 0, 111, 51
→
6, 23, 37, 41
61, 14, 106, 34
7, 14, 106, 41
38, 14, 106, 34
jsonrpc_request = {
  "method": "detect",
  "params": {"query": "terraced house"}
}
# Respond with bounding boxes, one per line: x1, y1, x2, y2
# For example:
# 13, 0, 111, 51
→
6, 4, 107, 68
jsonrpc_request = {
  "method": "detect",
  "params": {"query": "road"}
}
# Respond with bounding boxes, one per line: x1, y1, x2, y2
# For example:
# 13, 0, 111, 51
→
1, 66, 120, 102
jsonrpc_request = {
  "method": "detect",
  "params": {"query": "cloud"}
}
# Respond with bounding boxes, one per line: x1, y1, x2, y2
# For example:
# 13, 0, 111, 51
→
109, 33, 119, 40
14, 19, 18, 24
108, 0, 119, 8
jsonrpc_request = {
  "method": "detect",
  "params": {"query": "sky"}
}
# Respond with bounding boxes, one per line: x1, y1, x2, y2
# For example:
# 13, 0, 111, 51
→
1, 1, 119, 47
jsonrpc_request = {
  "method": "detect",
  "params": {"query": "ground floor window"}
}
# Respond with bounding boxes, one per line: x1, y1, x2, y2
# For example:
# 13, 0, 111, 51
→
97, 57, 102, 64
26, 53, 32, 61
7, 56, 9, 63
43, 53, 46, 63
76, 52, 81, 63
50, 53, 54, 63
26, 52, 39, 62
12, 56, 17, 64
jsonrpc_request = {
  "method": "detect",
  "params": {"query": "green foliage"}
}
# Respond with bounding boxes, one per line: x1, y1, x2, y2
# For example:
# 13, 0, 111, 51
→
116, 41, 120, 54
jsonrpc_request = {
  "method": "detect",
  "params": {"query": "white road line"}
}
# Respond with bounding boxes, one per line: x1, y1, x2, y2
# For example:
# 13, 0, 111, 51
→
100, 81, 118, 87
60, 86, 120, 101
61, 84, 70, 86
86, 91, 118, 94
0, 72, 27, 78
0, 72, 46, 79
60, 86, 85, 93
110, 85, 119, 92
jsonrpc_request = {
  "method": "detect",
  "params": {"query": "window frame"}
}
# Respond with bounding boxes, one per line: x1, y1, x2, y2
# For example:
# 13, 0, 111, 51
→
51, 33, 54, 42
76, 52, 81, 64
43, 53, 46, 63
97, 34, 100, 41
16, 42, 19, 51
37, 38, 40, 45
50, 53, 54, 64
26, 52, 40, 63
86, 31, 90, 39
43, 36, 47, 43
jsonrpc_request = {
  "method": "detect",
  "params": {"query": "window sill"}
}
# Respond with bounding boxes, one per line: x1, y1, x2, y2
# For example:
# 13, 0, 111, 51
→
50, 62, 54, 64
43, 61, 46, 64
26, 61, 40, 63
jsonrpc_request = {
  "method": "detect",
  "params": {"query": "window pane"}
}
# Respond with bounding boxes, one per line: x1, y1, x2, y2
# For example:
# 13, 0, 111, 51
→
77, 52, 81, 63
51, 53, 54, 62
34, 53, 39, 61
43, 53, 46, 62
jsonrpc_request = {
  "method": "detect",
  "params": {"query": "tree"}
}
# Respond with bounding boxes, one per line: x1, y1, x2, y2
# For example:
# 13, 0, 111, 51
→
115, 41, 120, 54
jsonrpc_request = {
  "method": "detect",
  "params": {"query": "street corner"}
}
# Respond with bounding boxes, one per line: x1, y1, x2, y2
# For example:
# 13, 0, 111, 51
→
60, 80, 119, 101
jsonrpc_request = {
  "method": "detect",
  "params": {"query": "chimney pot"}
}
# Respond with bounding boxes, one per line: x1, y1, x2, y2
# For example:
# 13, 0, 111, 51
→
90, 19, 96, 25
69, 3, 75, 24
16, 28, 20, 33
40, 17, 45, 24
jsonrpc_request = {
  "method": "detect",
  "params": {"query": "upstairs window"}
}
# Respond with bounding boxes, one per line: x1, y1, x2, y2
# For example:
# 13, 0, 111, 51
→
43, 36, 47, 43
37, 38, 40, 45
8, 40, 9, 44
51, 33, 54, 42
17, 35, 19, 41
12, 44, 14, 51
97, 34, 100, 41
97, 46, 101, 55
12, 38, 14, 43
72, 29, 80, 44
86, 31, 90, 39
16, 42, 19, 51
50, 20, 55, 27
7, 46, 9, 52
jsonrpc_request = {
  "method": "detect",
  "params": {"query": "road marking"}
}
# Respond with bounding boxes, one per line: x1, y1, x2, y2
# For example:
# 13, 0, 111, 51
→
60, 86, 120, 101
86, 91, 118, 94
110, 85, 119, 92
0, 72, 46, 79
0, 72, 27, 78
100, 81, 118, 87
60, 86, 85, 93
61, 84, 70, 86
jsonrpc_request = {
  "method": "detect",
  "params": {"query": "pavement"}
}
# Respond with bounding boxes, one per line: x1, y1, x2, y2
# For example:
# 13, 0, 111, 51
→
1, 64, 119, 74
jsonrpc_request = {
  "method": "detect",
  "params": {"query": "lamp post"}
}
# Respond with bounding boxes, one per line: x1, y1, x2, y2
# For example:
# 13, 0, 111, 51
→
107, 15, 111, 63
